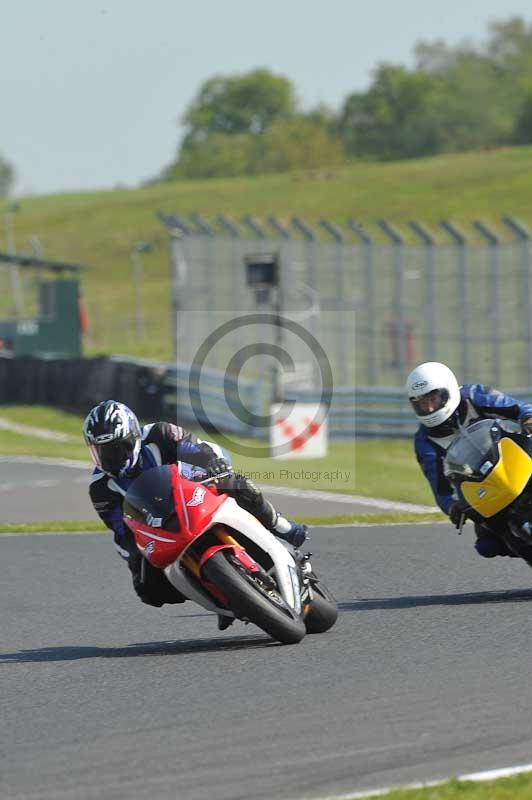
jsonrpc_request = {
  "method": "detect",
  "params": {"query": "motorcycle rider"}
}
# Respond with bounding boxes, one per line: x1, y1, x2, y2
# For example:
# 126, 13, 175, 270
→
406, 361, 532, 558
83, 400, 308, 616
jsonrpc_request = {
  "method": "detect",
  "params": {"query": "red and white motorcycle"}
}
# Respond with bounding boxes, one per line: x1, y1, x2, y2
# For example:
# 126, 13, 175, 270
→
123, 463, 337, 645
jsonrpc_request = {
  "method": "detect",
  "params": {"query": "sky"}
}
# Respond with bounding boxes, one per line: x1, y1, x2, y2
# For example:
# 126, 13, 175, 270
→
2, 0, 531, 196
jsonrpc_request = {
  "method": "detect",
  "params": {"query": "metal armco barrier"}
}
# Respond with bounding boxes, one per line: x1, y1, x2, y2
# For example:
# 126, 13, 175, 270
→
162, 364, 264, 438
4, 355, 532, 440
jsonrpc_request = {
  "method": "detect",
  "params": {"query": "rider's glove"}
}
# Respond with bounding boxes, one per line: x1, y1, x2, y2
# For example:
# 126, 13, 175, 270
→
197, 443, 233, 478
521, 416, 532, 435
205, 456, 233, 478
448, 500, 469, 530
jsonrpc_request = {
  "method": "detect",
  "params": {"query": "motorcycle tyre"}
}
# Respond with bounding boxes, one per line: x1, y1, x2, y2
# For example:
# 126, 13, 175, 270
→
304, 582, 338, 634
202, 550, 306, 645
501, 531, 532, 567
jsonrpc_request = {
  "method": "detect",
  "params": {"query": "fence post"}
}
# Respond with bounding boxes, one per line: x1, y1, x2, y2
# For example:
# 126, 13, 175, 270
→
473, 220, 501, 385
217, 215, 248, 376
241, 215, 267, 240
320, 219, 348, 385
292, 217, 320, 356
410, 222, 436, 364
217, 214, 241, 238
267, 216, 290, 239
349, 220, 377, 385
319, 218, 346, 300
292, 217, 318, 292
156, 216, 193, 343
157, 212, 191, 236
503, 216, 532, 386
440, 221, 469, 380
190, 212, 215, 236
191, 213, 217, 343
378, 220, 410, 377
3, 203, 24, 317
217, 215, 243, 323
268, 216, 295, 299
130, 240, 153, 342
156, 213, 190, 397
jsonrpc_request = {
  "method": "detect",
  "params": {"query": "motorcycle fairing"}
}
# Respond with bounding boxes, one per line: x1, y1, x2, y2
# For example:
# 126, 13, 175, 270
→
124, 464, 228, 568
124, 464, 302, 615
165, 497, 301, 613
461, 437, 532, 518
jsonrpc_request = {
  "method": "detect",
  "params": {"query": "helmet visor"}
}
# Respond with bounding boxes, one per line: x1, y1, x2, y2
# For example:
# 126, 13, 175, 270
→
88, 432, 137, 475
410, 388, 449, 417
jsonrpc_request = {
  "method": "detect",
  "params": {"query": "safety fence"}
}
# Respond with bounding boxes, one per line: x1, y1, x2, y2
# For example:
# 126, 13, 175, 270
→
158, 214, 532, 390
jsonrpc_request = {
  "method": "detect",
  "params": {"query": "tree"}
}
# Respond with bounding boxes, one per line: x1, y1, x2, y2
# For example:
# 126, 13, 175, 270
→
160, 15, 532, 179
514, 89, 532, 143
487, 16, 532, 78
166, 133, 257, 179
338, 65, 441, 159
258, 116, 346, 173
166, 69, 344, 179
431, 50, 513, 151
167, 115, 345, 179
181, 69, 297, 146
0, 155, 14, 197
338, 18, 532, 161
414, 20, 532, 151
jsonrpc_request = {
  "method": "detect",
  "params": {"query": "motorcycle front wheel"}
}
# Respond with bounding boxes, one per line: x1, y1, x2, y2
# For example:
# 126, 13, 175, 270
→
304, 581, 338, 634
501, 530, 532, 567
202, 550, 306, 645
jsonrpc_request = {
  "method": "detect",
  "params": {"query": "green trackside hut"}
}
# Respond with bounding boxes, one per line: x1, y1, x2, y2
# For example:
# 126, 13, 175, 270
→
0, 252, 87, 357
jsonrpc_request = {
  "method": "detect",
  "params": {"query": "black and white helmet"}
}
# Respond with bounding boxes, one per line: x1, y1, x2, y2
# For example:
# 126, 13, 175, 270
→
83, 400, 141, 477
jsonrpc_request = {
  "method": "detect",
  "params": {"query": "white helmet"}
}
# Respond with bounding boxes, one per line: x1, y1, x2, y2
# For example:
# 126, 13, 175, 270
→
405, 362, 461, 428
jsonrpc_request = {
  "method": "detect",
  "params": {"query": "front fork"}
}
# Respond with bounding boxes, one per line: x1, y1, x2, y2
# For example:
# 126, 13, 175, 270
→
181, 526, 261, 607
180, 526, 243, 578
295, 551, 314, 616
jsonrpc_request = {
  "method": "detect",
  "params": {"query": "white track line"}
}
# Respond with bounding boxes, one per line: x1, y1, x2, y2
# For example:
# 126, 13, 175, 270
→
320, 762, 532, 800
0, 456, 439, 513
0, 455, 90, 469
0, 418, 78, 442
262, 485, 438, 513
314, 521, 447, 528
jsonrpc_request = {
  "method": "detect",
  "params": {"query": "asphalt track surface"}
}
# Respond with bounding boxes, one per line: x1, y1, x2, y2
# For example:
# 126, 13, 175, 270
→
3, 522, 532, 800
0, 460, 384, 523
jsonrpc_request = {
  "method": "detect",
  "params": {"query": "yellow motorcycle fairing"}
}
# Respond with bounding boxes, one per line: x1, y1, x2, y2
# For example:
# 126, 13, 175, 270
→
461, 437, 532, 518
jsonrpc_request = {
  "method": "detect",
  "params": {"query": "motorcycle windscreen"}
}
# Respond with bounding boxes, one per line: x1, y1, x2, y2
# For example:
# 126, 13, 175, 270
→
461, 438, 532, 518
444, 420, 496, 478
123, 465, 180, 530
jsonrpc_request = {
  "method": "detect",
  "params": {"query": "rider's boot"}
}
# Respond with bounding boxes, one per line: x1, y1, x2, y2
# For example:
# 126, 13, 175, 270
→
269, 509, 309, 549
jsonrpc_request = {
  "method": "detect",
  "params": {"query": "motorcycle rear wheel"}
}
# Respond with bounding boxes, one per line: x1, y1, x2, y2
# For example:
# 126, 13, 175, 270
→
304, 582, 338, 634
202, 551, 306, 645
